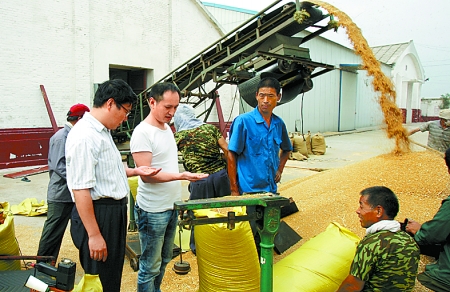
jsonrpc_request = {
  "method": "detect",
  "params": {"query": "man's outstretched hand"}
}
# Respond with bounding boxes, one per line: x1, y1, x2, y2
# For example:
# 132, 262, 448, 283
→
181, 172, 209, 182
135, 166, 162, 176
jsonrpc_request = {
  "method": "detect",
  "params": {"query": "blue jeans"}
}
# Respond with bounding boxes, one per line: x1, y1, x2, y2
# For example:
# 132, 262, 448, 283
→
135, 205, 178, 292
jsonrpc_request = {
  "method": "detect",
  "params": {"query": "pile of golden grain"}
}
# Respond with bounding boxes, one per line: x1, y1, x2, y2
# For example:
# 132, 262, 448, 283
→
14, 151, 446, 291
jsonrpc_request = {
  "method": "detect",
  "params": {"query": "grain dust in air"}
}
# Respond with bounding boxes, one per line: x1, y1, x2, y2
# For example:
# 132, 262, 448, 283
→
308, 1, 410, 154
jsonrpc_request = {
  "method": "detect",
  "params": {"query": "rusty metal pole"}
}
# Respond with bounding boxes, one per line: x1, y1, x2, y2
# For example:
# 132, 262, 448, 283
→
40, 85, 58, 133
215, 92, 227, 139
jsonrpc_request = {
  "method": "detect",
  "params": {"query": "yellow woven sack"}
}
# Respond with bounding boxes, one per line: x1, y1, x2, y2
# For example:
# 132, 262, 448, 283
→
311, 132, 326, 155
293, 134, 308, 157
128, 176, 139, 201
305, 131, 313, 155
72, 274, 103, 292
195, 207, 260, 292
273, 222, 360, 292
10, 198, 47, 216
290, 152, 307, 161
0, 202, 21, 271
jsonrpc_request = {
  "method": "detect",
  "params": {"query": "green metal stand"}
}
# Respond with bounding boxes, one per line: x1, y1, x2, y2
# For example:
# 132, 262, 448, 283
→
174, 193, 289, 292
128, 191, 137, 232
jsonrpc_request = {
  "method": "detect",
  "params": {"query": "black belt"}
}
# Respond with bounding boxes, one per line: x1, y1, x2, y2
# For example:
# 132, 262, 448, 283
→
93, 197, 127, 205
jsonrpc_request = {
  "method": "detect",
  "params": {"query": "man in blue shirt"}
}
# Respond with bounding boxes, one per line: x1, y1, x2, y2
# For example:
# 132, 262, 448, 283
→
227, 77, 292, 196
227, 77, 292, 256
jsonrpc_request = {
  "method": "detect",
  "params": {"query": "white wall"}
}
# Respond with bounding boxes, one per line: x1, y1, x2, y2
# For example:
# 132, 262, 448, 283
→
271, 33, 388, 133
235, 32, 390, 133
421, 98, 441, 117
391, 43, 425, 111
0, 0, 223, 128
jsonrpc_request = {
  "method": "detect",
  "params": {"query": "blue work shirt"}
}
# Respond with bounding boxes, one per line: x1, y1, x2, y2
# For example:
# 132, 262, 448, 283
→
228, 107, 292, 194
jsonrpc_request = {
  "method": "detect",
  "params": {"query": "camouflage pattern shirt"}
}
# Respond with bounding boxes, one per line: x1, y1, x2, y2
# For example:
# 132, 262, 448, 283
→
350, 230, 420, 291
174, 124, 226, 174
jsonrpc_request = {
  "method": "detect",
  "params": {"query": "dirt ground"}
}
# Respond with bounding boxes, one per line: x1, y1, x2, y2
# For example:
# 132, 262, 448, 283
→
8, 149, 446, 291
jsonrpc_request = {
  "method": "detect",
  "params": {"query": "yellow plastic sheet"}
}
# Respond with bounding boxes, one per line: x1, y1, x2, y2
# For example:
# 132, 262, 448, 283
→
10, 198, 47, 216
273, 222, 360, 292
128, 177, 138, 201
0, 202, 21, 271
195, 207, 260, 292
72, 274, 103, 292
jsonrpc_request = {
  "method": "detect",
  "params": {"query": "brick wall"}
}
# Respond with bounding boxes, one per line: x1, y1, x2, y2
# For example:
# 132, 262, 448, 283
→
400, 108, 433, 123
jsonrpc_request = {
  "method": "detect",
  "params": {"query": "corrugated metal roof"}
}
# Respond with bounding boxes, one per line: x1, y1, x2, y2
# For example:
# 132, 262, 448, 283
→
371, 42, 410, 65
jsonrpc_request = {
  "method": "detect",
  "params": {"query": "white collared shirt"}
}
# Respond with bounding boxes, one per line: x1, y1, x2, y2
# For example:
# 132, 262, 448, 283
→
66, 112, 129, 201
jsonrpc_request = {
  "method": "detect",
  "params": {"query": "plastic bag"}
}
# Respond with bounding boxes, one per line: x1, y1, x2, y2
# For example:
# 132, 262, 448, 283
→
195, 207, 260, 292
72, 274, 103, 292
273, 222, 360, 292
0, 202, 21, 271
10, 198, 47, 216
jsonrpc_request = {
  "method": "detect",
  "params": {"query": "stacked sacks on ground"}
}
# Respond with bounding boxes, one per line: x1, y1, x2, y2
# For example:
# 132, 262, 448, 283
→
287, 132, 308, 161
288, 131, 326, 160
311, 132, 326, 155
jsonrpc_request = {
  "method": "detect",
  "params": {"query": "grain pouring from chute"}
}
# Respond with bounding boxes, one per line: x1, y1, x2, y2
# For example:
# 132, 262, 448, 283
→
298, 0, 410, 154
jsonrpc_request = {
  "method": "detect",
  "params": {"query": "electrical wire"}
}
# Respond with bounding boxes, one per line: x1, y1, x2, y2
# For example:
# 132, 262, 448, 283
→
300, 92, 306, 140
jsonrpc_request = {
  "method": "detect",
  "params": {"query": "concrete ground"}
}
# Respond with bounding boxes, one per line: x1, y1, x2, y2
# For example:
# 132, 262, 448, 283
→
0, 124, 434, 291
0, 125, 429, 229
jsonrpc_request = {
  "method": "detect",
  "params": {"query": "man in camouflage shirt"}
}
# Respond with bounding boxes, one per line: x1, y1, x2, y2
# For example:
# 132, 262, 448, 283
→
406, 147, 450, 292
174, 104, 230, 254
338, 186, 420, 292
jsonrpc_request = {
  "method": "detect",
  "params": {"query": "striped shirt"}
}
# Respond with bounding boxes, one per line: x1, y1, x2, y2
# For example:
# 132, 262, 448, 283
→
419, 120, 450, 152
66, 112, 129, 201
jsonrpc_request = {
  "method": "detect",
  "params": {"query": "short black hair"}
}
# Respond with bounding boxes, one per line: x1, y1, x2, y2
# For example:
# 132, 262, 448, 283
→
148, 82, 181, 103
93, 79, 137, 108
256, 77, 281, 94
360, 186, 399, 219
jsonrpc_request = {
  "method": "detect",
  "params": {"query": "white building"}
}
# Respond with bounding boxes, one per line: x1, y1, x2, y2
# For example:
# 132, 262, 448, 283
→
0, 0, 426, 167
372, 41, 426, 124
0, 0, 228, 168
0, 0, 225, 129
203, 2, 426, 133
421, 97, 443, 120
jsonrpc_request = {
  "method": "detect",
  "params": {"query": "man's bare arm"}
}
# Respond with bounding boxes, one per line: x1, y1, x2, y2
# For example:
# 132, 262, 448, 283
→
125, 165, 161, 177
276, 150, 291, 183
227, 150, 239, 196
132, 151, 208, 183
408, 128, 420, 136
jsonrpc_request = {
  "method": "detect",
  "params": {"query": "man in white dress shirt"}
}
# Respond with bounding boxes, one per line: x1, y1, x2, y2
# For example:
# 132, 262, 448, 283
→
66, 79, 161, 292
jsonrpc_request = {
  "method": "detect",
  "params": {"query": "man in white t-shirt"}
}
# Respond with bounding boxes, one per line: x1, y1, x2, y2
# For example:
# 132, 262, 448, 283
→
130, 82, 208, 292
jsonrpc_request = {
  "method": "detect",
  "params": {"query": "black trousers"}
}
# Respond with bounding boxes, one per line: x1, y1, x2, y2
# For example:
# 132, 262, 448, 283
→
37, 201, 74, 261
71, 197, 127, 292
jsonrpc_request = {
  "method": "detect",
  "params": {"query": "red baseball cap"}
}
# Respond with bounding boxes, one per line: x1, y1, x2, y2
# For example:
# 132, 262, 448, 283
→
67, 103, 90, 117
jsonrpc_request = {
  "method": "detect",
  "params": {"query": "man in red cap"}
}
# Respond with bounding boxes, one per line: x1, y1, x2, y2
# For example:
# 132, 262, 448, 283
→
37, 103, 90, 262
